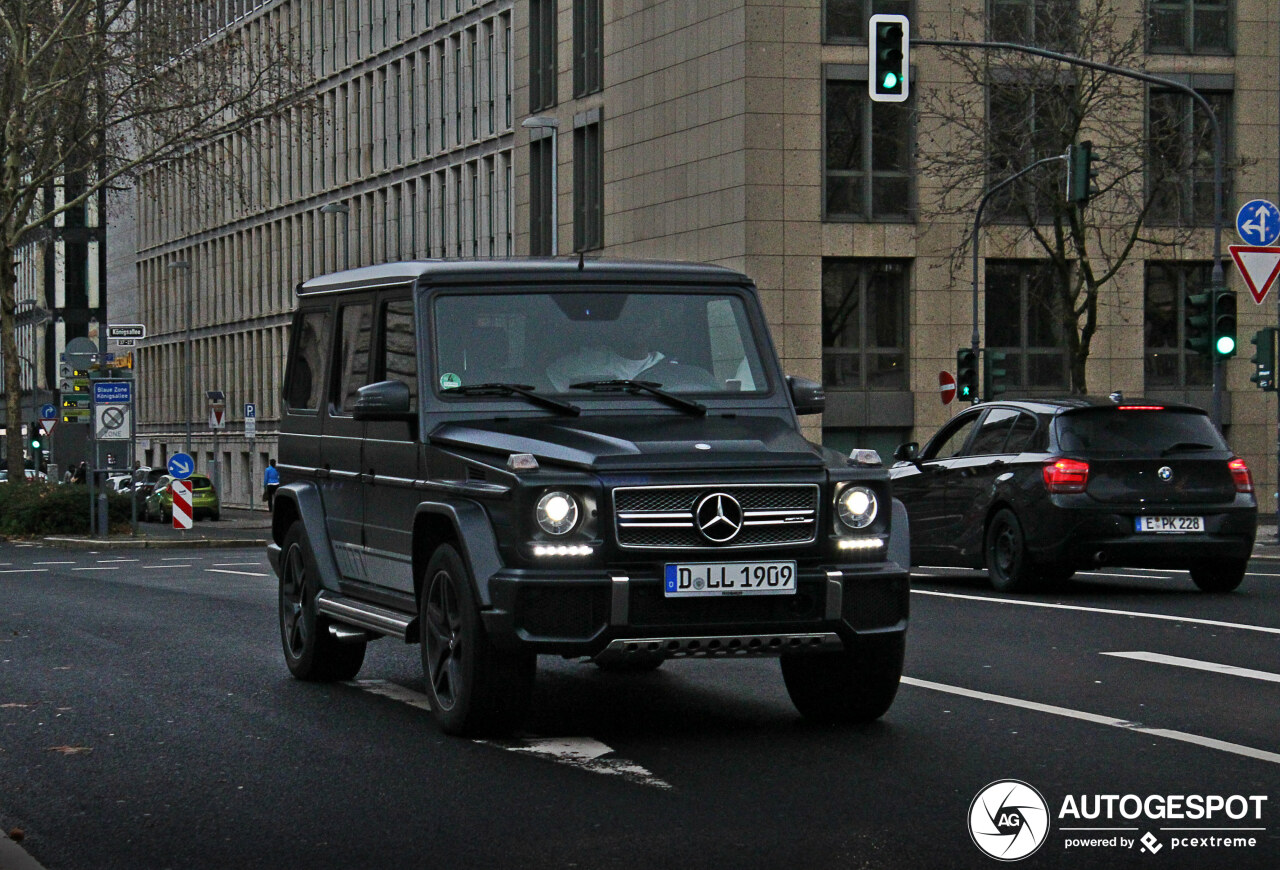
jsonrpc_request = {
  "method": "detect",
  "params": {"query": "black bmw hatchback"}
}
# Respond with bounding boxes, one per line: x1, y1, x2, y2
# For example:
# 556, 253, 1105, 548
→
890, 398, 1257, 593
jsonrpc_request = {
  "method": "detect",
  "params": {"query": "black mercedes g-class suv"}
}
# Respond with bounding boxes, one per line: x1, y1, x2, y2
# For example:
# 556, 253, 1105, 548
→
269, 259, 910, 735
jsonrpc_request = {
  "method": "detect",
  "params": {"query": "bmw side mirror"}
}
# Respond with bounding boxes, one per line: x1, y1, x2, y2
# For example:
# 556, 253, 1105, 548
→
893, 442, 919, 463
786, 375, 825, 415
353, 380, 412, 420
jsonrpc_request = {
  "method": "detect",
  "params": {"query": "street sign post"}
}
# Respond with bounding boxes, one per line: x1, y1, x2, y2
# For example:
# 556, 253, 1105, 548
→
939, 371, 957, 405
244, 402, 257, 439
106, 324, 147, 341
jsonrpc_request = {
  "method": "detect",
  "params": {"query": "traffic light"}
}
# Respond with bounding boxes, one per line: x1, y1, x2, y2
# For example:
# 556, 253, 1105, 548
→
983, 349, 1008, 400
956, 348, 979, 403
1066, 141, 1098, 205
1250, 327, 1276, 391
869, 14, 909, 103
1184, 290, 1212, 357
1212, 287, 1237, 358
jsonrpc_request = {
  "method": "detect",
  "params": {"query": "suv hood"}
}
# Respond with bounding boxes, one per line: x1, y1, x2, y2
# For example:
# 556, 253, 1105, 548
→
430, 414, 825, 471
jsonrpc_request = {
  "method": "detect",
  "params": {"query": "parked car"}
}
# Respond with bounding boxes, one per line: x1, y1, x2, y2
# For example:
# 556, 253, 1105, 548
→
270, 259, 911, 736
0, 469, 47, 483
890, 398, 1257, 593
144, 474, 221, 521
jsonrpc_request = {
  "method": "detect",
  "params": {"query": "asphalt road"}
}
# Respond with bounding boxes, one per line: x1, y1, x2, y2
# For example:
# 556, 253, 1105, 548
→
0, 544, 1277, 869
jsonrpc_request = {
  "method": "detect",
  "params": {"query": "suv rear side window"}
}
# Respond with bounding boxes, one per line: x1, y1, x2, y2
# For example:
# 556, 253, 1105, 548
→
285, 310, 331, 411
1056, 409, 1226, 454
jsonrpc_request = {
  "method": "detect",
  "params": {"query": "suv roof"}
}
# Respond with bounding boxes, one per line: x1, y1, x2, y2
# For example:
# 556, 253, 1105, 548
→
297, 258, 750, 296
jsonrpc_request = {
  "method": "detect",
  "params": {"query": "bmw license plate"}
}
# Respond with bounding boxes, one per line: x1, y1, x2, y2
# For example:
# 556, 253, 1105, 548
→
664, 561, 797, 597
1135, 515, 1204, 533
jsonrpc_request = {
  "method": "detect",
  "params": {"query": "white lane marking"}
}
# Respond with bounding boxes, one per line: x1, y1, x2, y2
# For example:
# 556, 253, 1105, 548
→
902, 677, 1280, 765
204, 568, 269, 578
33, 561, 77, 565
145, 564, 190, 569
72, 567, 119, 572
213, 562, 261, 567
0, 569, 48, 574
478, 737, 673, 790
912, 589, 1280, 636
1074, 571, 1179, 580
1102, 651, 1280, 684
347, 679, 433, 711
97, 558, 140, 563
346, 680, 672, 789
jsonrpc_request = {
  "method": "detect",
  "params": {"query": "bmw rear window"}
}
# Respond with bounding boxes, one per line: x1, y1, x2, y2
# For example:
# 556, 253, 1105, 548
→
1055, 408, 1227, 455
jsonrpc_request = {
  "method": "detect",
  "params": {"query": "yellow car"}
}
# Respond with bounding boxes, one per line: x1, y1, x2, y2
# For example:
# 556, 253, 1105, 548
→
145, 474, 221, 522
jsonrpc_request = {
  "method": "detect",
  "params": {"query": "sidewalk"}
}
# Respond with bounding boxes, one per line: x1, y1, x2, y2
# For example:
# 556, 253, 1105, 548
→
43, 506, 272, 549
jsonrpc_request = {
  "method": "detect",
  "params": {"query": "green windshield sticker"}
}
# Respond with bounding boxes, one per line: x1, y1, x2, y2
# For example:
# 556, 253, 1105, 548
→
440, 372, 462, 390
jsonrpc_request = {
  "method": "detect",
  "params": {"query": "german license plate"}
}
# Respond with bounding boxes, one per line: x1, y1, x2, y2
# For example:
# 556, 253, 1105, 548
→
664, 561, 797, 597
1135, 516, 1204, 533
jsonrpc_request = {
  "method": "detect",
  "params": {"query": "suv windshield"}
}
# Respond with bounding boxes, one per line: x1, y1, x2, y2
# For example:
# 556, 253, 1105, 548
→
1055, 408, 1226, 455
433, 289, 769, 396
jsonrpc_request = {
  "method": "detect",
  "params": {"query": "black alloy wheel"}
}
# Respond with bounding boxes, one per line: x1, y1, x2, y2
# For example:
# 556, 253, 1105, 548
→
420, 544, 535, 736
985, 508, 1035, 593
278, 522, 366, 681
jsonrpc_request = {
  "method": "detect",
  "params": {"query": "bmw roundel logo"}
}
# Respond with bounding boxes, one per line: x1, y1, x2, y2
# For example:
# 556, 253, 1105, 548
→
1158, 466, 1174, 482
695, 492, 744, 543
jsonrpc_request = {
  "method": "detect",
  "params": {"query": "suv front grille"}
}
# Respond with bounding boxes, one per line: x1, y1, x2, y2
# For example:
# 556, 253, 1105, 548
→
613, 484, 820, 550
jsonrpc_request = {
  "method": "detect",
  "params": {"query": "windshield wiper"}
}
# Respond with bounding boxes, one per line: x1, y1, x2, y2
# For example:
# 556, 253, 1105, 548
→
1160, 441, 1217, 456
442, 383, 580, 416
568, 379, 707, 416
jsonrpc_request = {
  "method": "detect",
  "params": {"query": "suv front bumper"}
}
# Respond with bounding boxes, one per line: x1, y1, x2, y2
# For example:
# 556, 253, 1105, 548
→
480, 563, 909, 659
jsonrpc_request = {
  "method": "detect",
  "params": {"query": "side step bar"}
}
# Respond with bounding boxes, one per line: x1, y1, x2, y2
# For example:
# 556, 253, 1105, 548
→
316, 590, 416, 642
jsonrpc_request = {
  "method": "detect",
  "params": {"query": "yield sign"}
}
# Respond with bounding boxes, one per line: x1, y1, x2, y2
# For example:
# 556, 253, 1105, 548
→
1228, 245, 1280, 304
39, 418, 55, 436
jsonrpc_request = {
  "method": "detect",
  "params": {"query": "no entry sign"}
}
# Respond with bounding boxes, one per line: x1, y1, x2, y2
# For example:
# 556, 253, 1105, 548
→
939, 370, 957, 405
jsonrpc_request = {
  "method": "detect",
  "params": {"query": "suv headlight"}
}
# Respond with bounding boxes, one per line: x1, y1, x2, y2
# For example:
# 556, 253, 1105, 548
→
835, 485, 878, 530
536, 491, 580, 535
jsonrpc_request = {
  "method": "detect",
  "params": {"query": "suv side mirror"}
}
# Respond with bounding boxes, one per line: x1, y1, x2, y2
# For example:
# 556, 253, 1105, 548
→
353, 380, 413, 420
893, 442, 919, 463
786, 375, 825, 415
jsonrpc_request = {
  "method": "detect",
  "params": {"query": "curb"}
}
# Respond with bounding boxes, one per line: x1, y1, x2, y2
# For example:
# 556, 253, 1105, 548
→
0, 833, 47, 870
40, 536, 269, 550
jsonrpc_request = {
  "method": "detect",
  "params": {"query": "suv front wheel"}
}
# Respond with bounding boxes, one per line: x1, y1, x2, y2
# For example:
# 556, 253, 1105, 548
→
780, 632, 904, 723
420, 544, 535, 735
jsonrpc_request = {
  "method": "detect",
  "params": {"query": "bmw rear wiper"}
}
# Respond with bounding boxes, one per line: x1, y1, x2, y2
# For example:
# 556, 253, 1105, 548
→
1160, 441, 1217, 456
442, 383, 580, 416
569, 379, 707, 416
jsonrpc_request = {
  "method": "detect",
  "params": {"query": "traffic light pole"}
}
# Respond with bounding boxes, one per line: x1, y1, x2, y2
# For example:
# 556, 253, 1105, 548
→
971, 153, 1069, 401
916, 38, 1227, 425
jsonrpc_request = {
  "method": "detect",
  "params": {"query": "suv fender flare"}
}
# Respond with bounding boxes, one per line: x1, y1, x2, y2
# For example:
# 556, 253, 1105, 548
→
413, 501, 504, 607
270, 483, 344, 593
889, 498, 910, 570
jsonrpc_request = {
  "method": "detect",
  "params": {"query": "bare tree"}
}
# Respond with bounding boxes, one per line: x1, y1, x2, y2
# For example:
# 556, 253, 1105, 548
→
0, 0, 311, 479
917, 0, 1227, 393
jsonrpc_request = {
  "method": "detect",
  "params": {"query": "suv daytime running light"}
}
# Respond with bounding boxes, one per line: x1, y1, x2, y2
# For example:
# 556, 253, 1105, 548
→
837, 538, 884, 551
533, 544, 594, 557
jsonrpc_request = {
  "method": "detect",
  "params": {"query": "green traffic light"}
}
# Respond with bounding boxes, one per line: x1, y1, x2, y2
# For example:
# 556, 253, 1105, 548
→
882, 72, 898, 89
1217, 335, 1236, 356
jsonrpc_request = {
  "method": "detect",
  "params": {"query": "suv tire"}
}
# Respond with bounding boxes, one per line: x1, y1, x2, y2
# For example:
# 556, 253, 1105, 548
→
985, 508, 1036, 593
278, 522, 367, 681
421, 544, 535, 736
780, 633, 904, 724
1190, 557, 1247, 593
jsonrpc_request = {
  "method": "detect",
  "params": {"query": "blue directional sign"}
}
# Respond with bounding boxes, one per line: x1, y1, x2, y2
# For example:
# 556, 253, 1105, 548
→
40, 403, 56, 419
1236, 199, 1280, 247
92, 381, 132, 404
168, 453, 195, 480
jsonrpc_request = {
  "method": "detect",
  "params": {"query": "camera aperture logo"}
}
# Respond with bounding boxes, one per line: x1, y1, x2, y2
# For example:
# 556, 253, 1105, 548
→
969, 780, 1051, 861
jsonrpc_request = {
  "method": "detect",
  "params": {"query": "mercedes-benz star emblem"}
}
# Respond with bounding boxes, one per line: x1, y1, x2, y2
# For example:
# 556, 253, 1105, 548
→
695, 493, 744, 543
1158, 465, 1174, 482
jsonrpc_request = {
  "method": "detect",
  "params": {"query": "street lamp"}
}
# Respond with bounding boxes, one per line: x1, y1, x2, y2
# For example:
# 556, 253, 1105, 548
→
320, 201, 351, 270
167, 260, 193, 454
522, 116, 560, 255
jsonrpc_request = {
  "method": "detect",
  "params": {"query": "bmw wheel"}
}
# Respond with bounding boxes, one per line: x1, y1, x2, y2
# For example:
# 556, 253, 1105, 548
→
278, 521, 366, 681
985, 508, 1035, 593
420, 544, 535, 736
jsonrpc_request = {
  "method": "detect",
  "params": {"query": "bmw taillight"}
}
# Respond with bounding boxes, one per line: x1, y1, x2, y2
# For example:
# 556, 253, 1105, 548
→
1044, 457, 1089, 493
1228, 457, 1253, 493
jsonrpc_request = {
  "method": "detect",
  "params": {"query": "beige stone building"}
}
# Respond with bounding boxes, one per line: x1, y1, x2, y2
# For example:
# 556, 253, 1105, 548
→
132, 0, 1280, 511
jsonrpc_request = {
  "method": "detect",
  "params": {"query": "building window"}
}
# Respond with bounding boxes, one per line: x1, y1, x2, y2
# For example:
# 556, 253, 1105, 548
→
573, 0, 602, 97
529, 0, 557, 112
1147, 88, 1231, 227
989, 0, 1076, 46
984, 260, 1070, 389
1144, 262, 1214, 387
573, 120, 603, 251
1148, 0, 1230, 55
529, 134, 554, 255
824, 74, 912, 221
824, 1, 910, 44
821, 258, 909, 390
988, 80, 1072, 222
